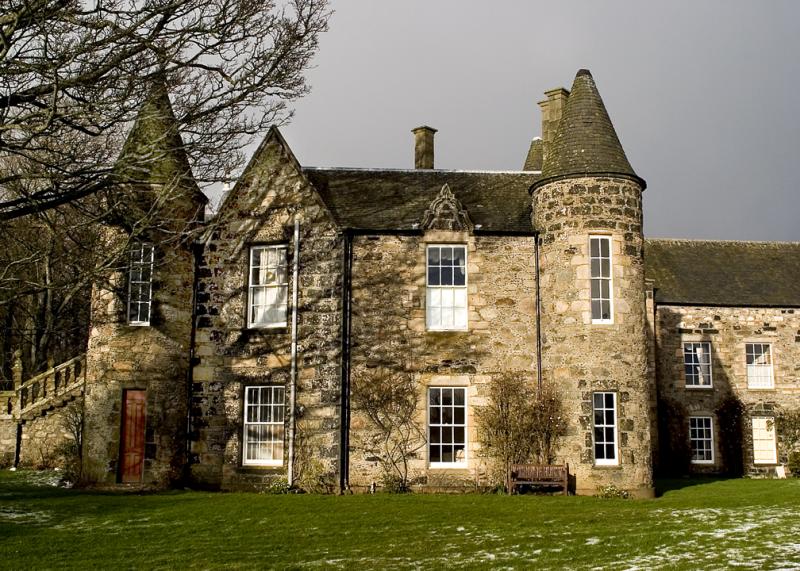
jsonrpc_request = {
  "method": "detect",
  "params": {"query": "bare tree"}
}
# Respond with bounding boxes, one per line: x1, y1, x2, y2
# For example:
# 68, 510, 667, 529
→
1, 0, 330, 219
0, 0, 330, 376
351, 367, 425, 492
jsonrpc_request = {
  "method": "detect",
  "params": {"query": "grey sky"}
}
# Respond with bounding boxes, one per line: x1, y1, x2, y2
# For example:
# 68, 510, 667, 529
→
277, 0, 799, 241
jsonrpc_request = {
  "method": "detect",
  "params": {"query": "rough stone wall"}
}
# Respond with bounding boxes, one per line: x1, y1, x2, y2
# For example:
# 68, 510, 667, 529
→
189, 134, 342, 491
655, 305, 800, 476
82, 227, 197, 487
348, 231, 538, 491
0, 414, 16, 467
18, 401, 80, 468
532, 176, 654, 497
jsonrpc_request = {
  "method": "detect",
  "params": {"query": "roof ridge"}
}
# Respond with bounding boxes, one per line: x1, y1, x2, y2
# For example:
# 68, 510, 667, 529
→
302, 166, 541, 175
646, 238, 800, 246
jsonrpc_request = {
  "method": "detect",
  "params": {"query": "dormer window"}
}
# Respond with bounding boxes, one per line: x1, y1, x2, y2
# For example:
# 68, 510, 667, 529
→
248, 245, 288, 328
128, 242, 154, 326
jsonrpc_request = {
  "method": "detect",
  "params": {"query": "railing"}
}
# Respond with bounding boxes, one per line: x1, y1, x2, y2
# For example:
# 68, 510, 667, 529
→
15, 354, 86, 420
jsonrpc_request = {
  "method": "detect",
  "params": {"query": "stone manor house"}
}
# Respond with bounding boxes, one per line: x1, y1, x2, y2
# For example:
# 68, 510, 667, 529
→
2, 69, 798, 497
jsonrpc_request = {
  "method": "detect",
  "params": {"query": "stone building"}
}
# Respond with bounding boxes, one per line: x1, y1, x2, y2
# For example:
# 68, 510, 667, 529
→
2, 69, 798, 496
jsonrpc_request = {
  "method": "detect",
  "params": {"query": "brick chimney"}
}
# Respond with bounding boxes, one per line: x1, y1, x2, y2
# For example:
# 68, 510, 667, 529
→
538, 88, 569, 162
412, 126, 437, 169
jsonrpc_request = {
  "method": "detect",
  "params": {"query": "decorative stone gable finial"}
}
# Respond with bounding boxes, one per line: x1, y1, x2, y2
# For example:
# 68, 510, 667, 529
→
420, 184, 473, 231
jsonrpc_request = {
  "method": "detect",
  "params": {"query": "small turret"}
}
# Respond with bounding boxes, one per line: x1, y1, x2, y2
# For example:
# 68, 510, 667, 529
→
531, 69, 654, 497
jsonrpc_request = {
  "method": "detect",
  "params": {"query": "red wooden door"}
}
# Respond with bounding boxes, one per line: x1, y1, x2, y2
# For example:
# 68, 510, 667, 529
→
120, 389, 146, 483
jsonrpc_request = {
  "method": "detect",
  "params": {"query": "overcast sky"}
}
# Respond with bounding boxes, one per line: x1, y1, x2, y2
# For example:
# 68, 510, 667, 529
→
277, 0, 799, 241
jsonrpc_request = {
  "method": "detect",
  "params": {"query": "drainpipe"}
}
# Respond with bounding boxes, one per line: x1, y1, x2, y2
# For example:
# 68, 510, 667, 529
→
338, 231, 353, 493
184, 242, 202, 483
534, 233, 543, 393
287, 219, 300, 486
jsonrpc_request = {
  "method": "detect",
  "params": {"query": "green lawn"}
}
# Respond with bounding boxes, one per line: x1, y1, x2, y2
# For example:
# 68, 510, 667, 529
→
2, 471, 799, 570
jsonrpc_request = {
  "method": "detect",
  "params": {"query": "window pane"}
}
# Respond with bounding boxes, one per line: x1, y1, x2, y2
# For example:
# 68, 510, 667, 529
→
453, 247, 466, 266
600, 238, 609, 257
428, 248, 440, 266
430, 407, 441, 424
590, 239, 600, 258
430, 446, 441, 463
441, 267, 453, 285
454, 388, 465, 406
442, 390, 452, 406
441, 247, 453, 264
453, 267, 466, 286
428, 267, 440, 286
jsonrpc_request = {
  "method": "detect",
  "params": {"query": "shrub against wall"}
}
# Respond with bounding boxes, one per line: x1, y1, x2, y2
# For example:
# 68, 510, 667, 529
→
476, 374, 566, 492
715, 395, 745, 477
351, 367, 425, 492
775, 409, 800, 476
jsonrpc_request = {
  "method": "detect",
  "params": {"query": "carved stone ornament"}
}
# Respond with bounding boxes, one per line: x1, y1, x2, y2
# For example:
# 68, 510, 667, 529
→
420, 184, 474, 231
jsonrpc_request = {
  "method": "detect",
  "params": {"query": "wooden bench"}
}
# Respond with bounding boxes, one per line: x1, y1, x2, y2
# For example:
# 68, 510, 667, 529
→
510, 463, 569, 495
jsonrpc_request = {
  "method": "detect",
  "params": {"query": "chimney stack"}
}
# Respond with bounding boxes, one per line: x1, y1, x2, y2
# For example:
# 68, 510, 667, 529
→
538, 88, 569, 162
412, 126, 437, 169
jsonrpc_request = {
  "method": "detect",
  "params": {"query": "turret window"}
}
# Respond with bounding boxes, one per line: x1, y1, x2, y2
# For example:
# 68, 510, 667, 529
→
592, 392, 618, 465
128, 242, 154, 326
248, 245, 289, 328
589, 236, 613, 323
426, 245, 467, 331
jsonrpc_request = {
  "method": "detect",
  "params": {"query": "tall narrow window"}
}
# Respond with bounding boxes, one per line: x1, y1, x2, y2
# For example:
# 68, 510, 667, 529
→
428, 387, 467, 467
426, 245, 467, 331
592, 392, 618, 465
746, 343, 774, 389
689, 416, 714, 464
248, 245, 288, 328
752, 417, 777, 464
684, 342, 713, 387
243, 385, 285, 466
128, 242, 154, 326
589, 236, 612, 323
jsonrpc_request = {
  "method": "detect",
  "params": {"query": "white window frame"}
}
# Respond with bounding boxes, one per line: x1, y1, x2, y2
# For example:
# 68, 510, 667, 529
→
683, 341, 713, 388
428, 387, 468, 468
425, 244, 468, 332
752, 417, 778, 465
247, 245, 289, 329
242, 385, 285, 467
589, 235, 613, 324
127, 242, 154, 326
746, 343, 774, 389
689, 416, 715, 464
592, 391, 618, 466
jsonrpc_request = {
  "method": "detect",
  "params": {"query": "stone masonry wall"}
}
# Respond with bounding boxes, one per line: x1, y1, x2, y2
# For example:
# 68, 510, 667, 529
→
0, 414, 17, 467
655, 305, 800, 476
532, 176, 654, 497
348, 230, 538, 491
18, 400, 80, 469
189, 134, 342, 491
83, 227, 197, 487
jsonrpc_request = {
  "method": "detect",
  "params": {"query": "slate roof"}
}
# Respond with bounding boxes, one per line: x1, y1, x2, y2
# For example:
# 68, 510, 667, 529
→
303, 168, 539, 233
535, 69, 644, 190
645, 239, 800, 307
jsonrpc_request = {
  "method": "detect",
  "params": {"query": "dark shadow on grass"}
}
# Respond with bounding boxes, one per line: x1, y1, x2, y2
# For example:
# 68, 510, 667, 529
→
654, 475, 735, 496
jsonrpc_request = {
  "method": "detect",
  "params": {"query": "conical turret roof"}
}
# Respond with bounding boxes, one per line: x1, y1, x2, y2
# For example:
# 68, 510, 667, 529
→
116, 80, 204, 202
535, 69, 645, 190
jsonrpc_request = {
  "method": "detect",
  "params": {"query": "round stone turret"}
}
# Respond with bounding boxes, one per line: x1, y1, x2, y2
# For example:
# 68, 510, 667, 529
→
531, 69, 654, 497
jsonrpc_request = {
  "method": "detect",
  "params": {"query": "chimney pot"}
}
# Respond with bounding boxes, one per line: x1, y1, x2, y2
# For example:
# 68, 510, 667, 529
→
412, 126, 437, 169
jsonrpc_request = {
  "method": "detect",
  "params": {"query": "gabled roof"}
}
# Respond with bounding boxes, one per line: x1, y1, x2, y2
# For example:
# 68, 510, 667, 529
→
645, 239, 800, 307
303, 168, 540, 233
535, 69, 644, 190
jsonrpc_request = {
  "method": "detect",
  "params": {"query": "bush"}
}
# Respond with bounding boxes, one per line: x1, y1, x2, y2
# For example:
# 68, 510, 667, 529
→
788, 451, 800, 477
596, 484, 630, 499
